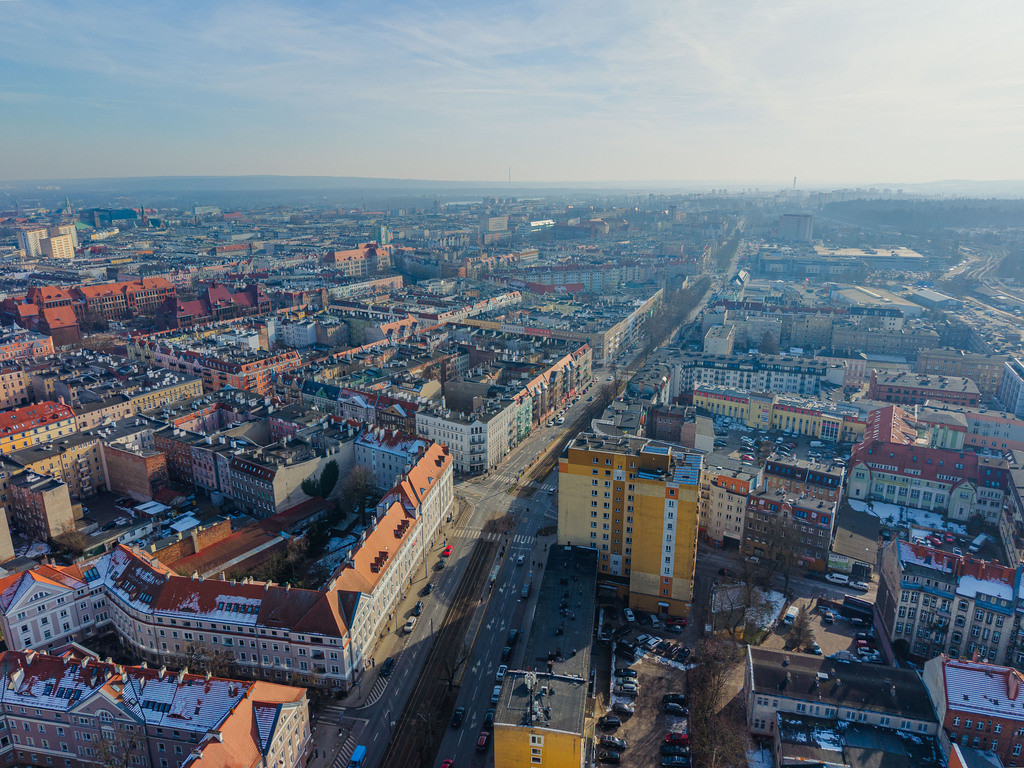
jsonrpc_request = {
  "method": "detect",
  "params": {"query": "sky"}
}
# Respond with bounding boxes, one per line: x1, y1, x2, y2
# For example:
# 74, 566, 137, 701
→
1, 0, 1022, 185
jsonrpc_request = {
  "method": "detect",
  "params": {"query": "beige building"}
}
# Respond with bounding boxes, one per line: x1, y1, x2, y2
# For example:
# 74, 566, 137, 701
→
40, 233, 76, 259
8, 473, 76, 539
699, 463, 754, 547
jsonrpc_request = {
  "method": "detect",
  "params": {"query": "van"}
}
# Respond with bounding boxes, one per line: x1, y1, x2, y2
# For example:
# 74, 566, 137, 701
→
347, 746, 367, 768
782, 605, 799, 626
969, 533, 990, 553
825, 573, 850, 585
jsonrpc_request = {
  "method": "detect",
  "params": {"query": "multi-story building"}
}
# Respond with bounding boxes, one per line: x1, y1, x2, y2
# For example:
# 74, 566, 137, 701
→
877, 540, 1024, 667
493, 547, 596, 768
0, 325, 54, 362
0, 646, 311, 768
742, 486, 839, 572
670, 352, 827, 398
762, 455, 845, 502
415, 400, 518, 474
557, 433, 702, 614
0, 401, 78, 456
17, 227, 48, 258
699, 462, 754, 547
0, 364, 32, 410
998, 358, 1024, 419
847, 405, 1011, 524
917, 348, 1010, 399
744, 647, 939, 738
355, 427, 430, 491
0, 444, 454, 691
923, 655, 1024, 764
7, 432, 105, 500
73, 278, 176, 322
917, 402, 1024, 454
7, 473, 76, 539
869, 370, 982, 409
127, 339, 302, 396
39, 232, 76, 260
692, 384, 865, 442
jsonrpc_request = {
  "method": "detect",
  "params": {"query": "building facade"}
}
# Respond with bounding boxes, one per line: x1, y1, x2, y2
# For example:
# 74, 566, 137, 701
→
557, 434, 702, 614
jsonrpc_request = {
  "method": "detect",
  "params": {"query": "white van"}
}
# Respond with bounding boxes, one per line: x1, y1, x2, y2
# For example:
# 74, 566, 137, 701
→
825, 573, 850, 585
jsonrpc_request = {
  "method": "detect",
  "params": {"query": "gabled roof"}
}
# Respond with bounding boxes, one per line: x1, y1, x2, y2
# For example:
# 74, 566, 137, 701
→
941, 657, 1024, 721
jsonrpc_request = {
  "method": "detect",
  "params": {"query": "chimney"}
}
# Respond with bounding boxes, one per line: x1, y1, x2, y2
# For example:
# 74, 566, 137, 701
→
158, 666, 166, 679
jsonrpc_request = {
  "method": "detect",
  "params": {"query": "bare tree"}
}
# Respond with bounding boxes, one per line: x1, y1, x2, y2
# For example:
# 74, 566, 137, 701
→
94, 724, 147, 768
760, 511, 802, 595
346, 466, 378, 527
441, 645, 470, 691
688, 639, 747, 768
172, 642, 235, 678
51, 522, 88, 559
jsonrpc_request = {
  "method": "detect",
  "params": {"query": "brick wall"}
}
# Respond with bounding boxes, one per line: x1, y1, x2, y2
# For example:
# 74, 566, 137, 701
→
151, 518, 232, 564
101, 444, 169, 501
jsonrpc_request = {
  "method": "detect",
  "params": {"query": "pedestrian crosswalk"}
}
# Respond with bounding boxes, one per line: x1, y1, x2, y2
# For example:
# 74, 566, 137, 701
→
331, 735, 357, 768
451, 529, 536, 546
362, 673, 388, 707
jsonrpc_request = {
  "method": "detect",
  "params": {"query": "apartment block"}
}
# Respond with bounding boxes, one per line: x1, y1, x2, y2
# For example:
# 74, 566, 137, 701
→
0, 401, 78, 456
741, 486, 838, 572
922, 655, 1024, 765
0, 325, 54, 362
557, 434, 701, 614
8, 473, 76, 539
917, 348, 1010, 399
869, 370, 981, 409
355, 427, 430, 491
39, 233, 76, 260
699, 462, 753, 547
0, 444, 454, 692
877, 540, 1024, 669
692, 384, 865, 442
0, 646, 310, 768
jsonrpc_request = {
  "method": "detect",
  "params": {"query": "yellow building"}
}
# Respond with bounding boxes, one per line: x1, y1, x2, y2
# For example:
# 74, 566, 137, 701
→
40, 233, 76, 260
692, 384, 865, 443
0, 401, 78, 456
7, 434, 104, 500
557, 434, 701, 615
493, 547, 595, 768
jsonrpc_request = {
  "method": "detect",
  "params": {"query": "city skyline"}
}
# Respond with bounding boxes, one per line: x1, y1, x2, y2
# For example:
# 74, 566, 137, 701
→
2, 0, 1022, 185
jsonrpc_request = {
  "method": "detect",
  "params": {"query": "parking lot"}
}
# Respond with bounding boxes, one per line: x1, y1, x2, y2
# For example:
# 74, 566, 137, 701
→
591, 607, 694, 765
711, 418, 853, 469
761, 595, 882, 662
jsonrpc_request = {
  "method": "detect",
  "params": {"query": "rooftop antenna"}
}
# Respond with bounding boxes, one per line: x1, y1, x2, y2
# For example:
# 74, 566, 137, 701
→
509, 167, 512, 185
793, 176, 797, 190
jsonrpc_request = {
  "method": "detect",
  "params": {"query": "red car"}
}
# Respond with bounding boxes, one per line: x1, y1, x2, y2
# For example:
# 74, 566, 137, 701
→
476, 731, 490, 751
441, 761, 455, 768
442, 545, 453, 557
945, 534, 955, 543
667, 617, 687, 627
666, 732, 690, 745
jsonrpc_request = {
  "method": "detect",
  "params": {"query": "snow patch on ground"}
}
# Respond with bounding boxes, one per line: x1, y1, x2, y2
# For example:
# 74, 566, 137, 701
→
849, 499, 966, 535
747, 748, 773, 768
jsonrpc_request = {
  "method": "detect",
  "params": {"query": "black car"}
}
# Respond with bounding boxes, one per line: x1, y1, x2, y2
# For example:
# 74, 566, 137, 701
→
507, 629, 519, 645
663, 702, 686, 715
598, 716, 622, 730
483, 709, 495, 730
598, 752, 622, 764
412, 601, 423, 616
434, 560, 446, 571
614, 668, 637, 678
421, 583, 433, 596
379, 657, 394, 677
614, 643, 637, 660
501, 646, 512, 661
662, 693, 687, 705
450, 707, 465, 728
600, 736, 627, 750
611, 702, 635, 716
662, 745, 690, 756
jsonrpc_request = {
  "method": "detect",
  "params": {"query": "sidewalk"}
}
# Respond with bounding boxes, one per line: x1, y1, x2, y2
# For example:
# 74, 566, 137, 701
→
331, 498, 468, 711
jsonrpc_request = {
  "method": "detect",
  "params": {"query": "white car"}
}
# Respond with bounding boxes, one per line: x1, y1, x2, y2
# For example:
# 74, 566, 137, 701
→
623, 608, 636, 623
495, 664, 508, 681
403, 617, 417, 634
849, 581, 870, 592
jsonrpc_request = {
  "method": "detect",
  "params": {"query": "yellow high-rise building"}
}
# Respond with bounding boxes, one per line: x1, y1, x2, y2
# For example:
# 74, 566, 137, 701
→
557, 434, 701, 615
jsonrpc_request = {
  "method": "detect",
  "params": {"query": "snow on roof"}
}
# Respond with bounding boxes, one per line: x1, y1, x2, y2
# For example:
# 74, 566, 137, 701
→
943, 658, 1024, 720
956, 574, 1014, 602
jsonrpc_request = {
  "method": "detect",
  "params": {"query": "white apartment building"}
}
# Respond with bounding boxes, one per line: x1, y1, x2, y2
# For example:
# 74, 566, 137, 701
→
0, 444, 455, 692
416, 400, 517, 474
355, 427, 430, 491
699, 463, 754, 547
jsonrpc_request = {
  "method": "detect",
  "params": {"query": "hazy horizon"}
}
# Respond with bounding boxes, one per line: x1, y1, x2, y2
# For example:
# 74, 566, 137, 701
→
2, 1, 1022, 185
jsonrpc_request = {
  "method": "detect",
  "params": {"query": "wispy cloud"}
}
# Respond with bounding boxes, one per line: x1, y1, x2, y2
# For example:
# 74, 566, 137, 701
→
1, 0, 1023, 182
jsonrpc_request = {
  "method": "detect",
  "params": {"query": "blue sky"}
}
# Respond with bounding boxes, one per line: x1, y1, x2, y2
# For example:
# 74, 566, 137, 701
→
1, 0, 1022, 184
